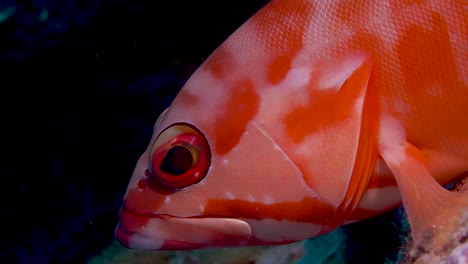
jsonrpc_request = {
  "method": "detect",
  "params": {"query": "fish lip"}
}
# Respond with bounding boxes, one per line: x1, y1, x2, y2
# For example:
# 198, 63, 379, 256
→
116, 207, 252, 250
115, 223, 201, 250
115, 208, 199, 250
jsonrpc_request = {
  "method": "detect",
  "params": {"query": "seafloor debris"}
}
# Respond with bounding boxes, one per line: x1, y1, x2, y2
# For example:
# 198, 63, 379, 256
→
401, 177, 468, 264
88, 228, 346, 264
88, 239, 304, 264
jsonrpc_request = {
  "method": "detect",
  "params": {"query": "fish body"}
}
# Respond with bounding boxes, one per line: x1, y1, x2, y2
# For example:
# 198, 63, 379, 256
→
116, 0, 468, 251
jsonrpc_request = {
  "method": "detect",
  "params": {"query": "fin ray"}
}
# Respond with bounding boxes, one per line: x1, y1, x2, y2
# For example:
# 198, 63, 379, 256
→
380, 140, 468, 252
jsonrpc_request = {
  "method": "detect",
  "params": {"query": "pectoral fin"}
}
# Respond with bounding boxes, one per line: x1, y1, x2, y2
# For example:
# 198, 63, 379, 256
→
379, 117, 468, 254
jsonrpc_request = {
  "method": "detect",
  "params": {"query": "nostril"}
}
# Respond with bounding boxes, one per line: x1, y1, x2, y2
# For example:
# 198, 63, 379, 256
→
138, 169, 150, 189
138, 179, 147, 189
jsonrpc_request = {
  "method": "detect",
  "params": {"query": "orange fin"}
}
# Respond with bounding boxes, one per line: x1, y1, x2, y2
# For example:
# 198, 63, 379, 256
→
379, 125, 468, 253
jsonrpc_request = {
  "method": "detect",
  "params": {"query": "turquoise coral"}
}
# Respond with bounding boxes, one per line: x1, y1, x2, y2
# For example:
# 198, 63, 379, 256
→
89, 229, 346, 264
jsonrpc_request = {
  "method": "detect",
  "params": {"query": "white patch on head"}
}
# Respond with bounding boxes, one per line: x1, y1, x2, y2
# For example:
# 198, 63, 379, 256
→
179, 71, 228, 119
222, 159, 229, 166
263, 195, 274, 205
247, 195, 255, 203
225, 192, 235, 200
245, 218, 322, 242
255, 66, 312, 135
164, 196, 171, 204
295, 129, 326, 158
199, 204, 205, 212
277, 67, 312, 91
318, 53, 368, 91
378, 114, 407, 166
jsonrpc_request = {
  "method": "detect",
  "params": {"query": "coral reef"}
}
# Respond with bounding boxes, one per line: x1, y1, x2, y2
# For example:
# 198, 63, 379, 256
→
89, 228, 345, 264
400, 177, 468, 264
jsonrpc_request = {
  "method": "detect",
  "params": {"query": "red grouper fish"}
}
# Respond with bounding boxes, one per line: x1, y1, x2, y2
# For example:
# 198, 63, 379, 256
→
116, 0, 468, 253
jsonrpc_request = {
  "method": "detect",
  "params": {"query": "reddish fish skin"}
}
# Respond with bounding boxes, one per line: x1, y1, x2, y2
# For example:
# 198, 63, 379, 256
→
116, 0, 468, 251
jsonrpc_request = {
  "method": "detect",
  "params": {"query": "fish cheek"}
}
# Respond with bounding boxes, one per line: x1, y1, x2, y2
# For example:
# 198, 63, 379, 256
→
213, 78, 260, 155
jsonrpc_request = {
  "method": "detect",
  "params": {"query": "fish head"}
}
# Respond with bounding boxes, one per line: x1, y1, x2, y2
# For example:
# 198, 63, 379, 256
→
115, 84, 320, 250
115, 0, 379, 250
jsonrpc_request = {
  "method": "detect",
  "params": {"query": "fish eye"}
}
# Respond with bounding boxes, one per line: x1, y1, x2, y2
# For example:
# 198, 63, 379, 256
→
160, 145, 193, 175
149, 123, 211, 189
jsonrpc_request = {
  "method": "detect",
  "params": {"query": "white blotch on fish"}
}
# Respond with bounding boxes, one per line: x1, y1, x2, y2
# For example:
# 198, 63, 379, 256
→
225, 192, 235, 200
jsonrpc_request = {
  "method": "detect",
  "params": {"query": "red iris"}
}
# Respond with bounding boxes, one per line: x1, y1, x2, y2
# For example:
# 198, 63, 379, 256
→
149, 123, 211, 189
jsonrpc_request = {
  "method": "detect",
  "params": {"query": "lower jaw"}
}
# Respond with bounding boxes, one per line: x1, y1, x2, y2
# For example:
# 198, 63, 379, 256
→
115, 224, 204, 250
116, 208, 253, 250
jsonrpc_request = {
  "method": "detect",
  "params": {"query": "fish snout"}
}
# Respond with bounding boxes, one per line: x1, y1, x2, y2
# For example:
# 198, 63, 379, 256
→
115, 207, 252, 250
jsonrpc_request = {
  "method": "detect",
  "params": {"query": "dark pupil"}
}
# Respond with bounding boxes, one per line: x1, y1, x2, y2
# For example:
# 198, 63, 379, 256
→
160, 146, 193, 175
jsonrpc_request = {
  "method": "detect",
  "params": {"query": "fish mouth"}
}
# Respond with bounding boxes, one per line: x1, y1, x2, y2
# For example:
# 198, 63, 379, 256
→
115, 207, 252, 250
